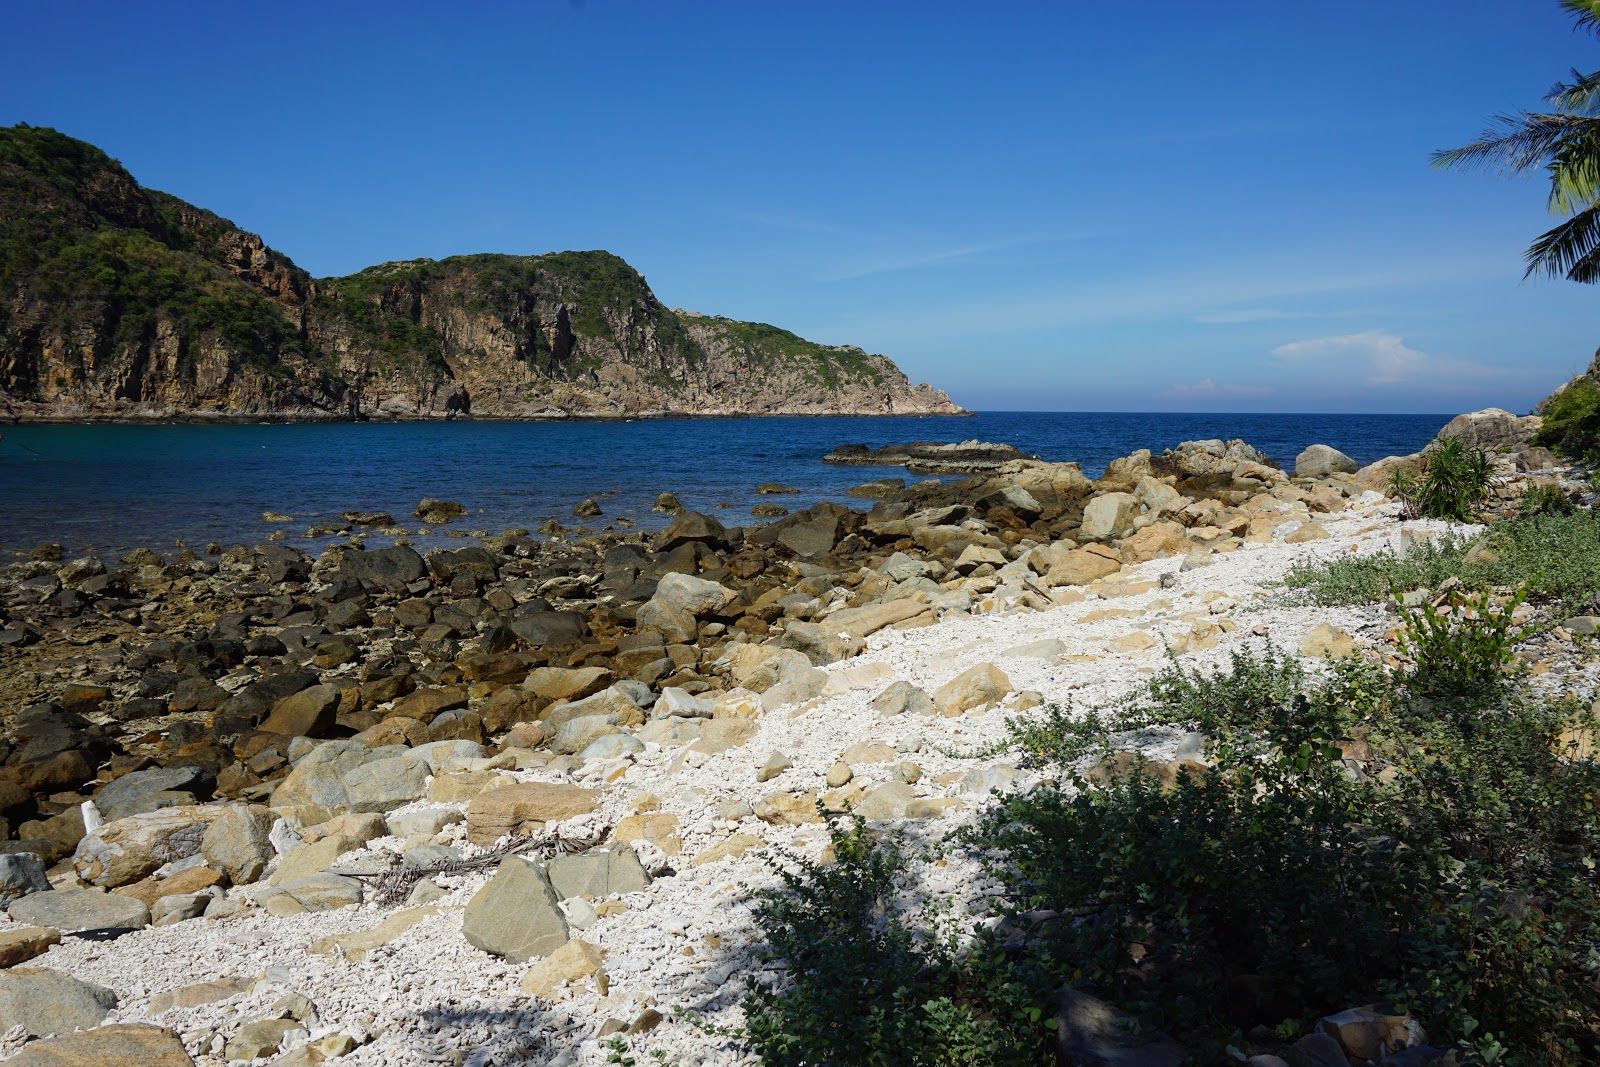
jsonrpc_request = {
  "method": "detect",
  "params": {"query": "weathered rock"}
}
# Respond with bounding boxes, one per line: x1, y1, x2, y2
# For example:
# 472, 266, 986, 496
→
92, 766, 209, 823
754, 791, 820, 825
258, 873, 363, 915
0, 853, 51, 906
689, 833, 763, 866
462, 856, 570, 962
933, 663, 1012, 716
634, 598, 697, 643
307, 906, 443, 962
656, 512, 728, 551
757, 751, 794, 783
1045, 546, 1121, 587
0, 927, 60, 968
826, 598, 932, 639
73, 807, 223, 888
199, 804, 275, 884
873, 680, 935, 716
269, 740, 385, 827
523, 666, 614, 703
338, 544, 427, 590
1300, 623, 1358, 660
0, 968, 118, 1037
1435, 407, 1541, 452
7, 888, 149, 932
260, 684, 342, 738
466, 783, 601, 846
1316, 1006, 1423, 1062
547, 848, 652, 899
652, 572, 734, 616
1079, 492, 1138, 540
226, 1018, 297, 1060
4, 1023, 196, 1066
1294, 444, 1359, 479
414, 498, 467, 523
521, 938, 606, 998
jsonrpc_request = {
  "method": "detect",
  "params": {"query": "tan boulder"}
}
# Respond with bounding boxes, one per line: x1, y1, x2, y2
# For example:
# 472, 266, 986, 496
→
0, 928, 59, 969
754, 791, 820, 825
1045, 546, 1121, 587
522, 667, 614, 703
1079, 492, 1138, 540
689, 833, 763, 867
1300, 623, 1358, 659
613, 813, 681, 856
933, 663, 1012, 716
307, 906, 442, 962
521, 937, 607, 998
1119, 521, 1188, 564
466, 782, 601, 846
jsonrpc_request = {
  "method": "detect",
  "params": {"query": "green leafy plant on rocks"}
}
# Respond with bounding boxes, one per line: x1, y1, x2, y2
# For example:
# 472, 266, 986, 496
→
742, 815, 1053, 1067
967, 629, 1600, 1065
1536, 377, 1600, 461
1392, 436, 1495, 521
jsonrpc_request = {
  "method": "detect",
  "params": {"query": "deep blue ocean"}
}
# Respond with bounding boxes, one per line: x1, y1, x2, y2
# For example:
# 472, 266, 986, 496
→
0, 412, 1451, 559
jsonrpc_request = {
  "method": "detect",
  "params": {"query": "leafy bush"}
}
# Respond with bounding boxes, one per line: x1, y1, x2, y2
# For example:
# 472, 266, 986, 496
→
971, 636, 1600, 1065
743, 816, 1051, 1067
1395, 585, 1534, 700
1392, 436, 1494, 521
1518, 481, 1576, 517
1278, 509, 1600, 614
1535, 377, 1600, 462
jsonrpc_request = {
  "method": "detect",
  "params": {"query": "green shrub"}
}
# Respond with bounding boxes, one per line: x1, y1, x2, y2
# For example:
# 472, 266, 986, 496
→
743, 816, 1052, 1067
1392, 436, 1494, 521
1535, 377, 1600, 462
1395, 585, 1534, 701
1517, 481, 1576, 517
971, 639, 1600, 1064
1277, 509, 1600, 614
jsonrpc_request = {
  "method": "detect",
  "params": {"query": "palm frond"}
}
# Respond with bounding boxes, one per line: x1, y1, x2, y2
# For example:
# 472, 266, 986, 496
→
1562, 0, 1600, 37
1548, 67, 1600, 113
1524, 202, 1600, 281
1547, 129, 1600, 212
1431, 112, 1600, 174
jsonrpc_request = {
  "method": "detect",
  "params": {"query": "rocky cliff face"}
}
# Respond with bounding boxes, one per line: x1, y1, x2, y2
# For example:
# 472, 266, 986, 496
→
0, 125, 964, 421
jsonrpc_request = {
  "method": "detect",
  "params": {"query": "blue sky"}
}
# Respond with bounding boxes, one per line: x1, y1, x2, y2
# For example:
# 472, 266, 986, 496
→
5, 1, 1598, 413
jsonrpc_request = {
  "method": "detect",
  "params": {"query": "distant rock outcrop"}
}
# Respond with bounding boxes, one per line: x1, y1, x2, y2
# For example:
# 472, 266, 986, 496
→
0, 125, 964, 421
823, 440, 1027, 474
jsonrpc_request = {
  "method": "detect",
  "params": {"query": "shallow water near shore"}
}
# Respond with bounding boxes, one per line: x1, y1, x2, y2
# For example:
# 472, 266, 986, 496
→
0, 411, 1449, 558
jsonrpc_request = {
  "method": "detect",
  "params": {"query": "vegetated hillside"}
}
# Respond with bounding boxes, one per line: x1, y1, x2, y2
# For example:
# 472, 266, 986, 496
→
0, 125, 964, 420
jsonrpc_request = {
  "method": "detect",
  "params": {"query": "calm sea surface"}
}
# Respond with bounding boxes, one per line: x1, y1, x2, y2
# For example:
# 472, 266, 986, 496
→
0, 412, 1450, 559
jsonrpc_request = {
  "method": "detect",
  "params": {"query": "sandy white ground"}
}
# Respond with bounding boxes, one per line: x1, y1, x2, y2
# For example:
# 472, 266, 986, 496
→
9, 499, 1578, 1067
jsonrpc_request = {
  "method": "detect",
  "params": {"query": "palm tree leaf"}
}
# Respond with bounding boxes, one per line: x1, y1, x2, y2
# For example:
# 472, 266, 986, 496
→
1562, 0, 1600, 37
1547, 67, 1600, 114
1432, 112, 1600, 175
1524, 202, 1600, 281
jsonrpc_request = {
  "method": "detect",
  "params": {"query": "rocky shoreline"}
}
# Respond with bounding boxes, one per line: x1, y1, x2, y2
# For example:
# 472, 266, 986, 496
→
0, 409, 1591, 1066
0, 409, 974, 427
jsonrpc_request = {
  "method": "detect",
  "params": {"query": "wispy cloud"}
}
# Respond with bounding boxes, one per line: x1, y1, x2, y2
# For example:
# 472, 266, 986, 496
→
1159, 377, 1274, 400
1270, 330, 1510, 387
820, 233, 1093, 282
1192, 306, 1375, 325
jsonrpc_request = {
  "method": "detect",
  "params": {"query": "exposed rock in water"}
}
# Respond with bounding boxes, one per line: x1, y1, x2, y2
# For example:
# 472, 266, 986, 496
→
823, 440, 1028, 474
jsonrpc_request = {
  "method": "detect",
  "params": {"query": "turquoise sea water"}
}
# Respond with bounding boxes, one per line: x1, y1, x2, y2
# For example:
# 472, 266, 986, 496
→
0, 412, 1451, 558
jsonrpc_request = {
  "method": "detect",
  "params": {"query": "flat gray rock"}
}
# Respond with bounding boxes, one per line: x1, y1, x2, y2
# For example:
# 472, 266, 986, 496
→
8, 888, 150, 933
0, 968, 118, 1037
462, 856, 568, 962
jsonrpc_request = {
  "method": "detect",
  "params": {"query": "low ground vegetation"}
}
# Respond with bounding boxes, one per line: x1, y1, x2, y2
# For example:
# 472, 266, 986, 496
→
744, 603, 1600, 1065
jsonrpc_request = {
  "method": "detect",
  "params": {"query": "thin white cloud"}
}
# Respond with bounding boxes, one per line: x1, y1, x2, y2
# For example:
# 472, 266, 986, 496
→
820, 233, 1094, 283
1270, 330, 1510, 387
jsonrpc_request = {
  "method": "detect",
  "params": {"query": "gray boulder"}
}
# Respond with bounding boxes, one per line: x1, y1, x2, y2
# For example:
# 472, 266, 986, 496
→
92, 766, 208, 823
0, 968, 118, 1038
547, 848, 652, 899
8, 888, 150, 933
200, 805, 276, 884
1293, 444, 1359, 479
462, 856, 570, 962
0, 853, 51, 907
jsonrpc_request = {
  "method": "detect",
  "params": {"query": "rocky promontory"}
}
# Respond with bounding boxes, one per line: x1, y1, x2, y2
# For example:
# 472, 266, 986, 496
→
0, 125, 964, 422
822, 439, 1030, 474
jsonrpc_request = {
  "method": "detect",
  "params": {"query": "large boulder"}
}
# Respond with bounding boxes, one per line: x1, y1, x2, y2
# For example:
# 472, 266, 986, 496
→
199, 804, 275, 884
1045, 546, 1121, 587
656, 512, 728, 551
546, 848, 652, 899
4, 1023, 195, 1066
72, 807, 225, 888
337, 545, 427, 591
1434, 407, 1541, 452
652, 572, 734, 617
933, 663, 1013, 716
259, 683, 342, 738
462, 856, 570, 962
7, 888, 149, 932
1293, 444, 1359, 479
465, 782, 601, 846
0, 969, 118, 1038
1078, 492, 1137, 541
91, 766, 210, 823
269, 740, 387, 827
